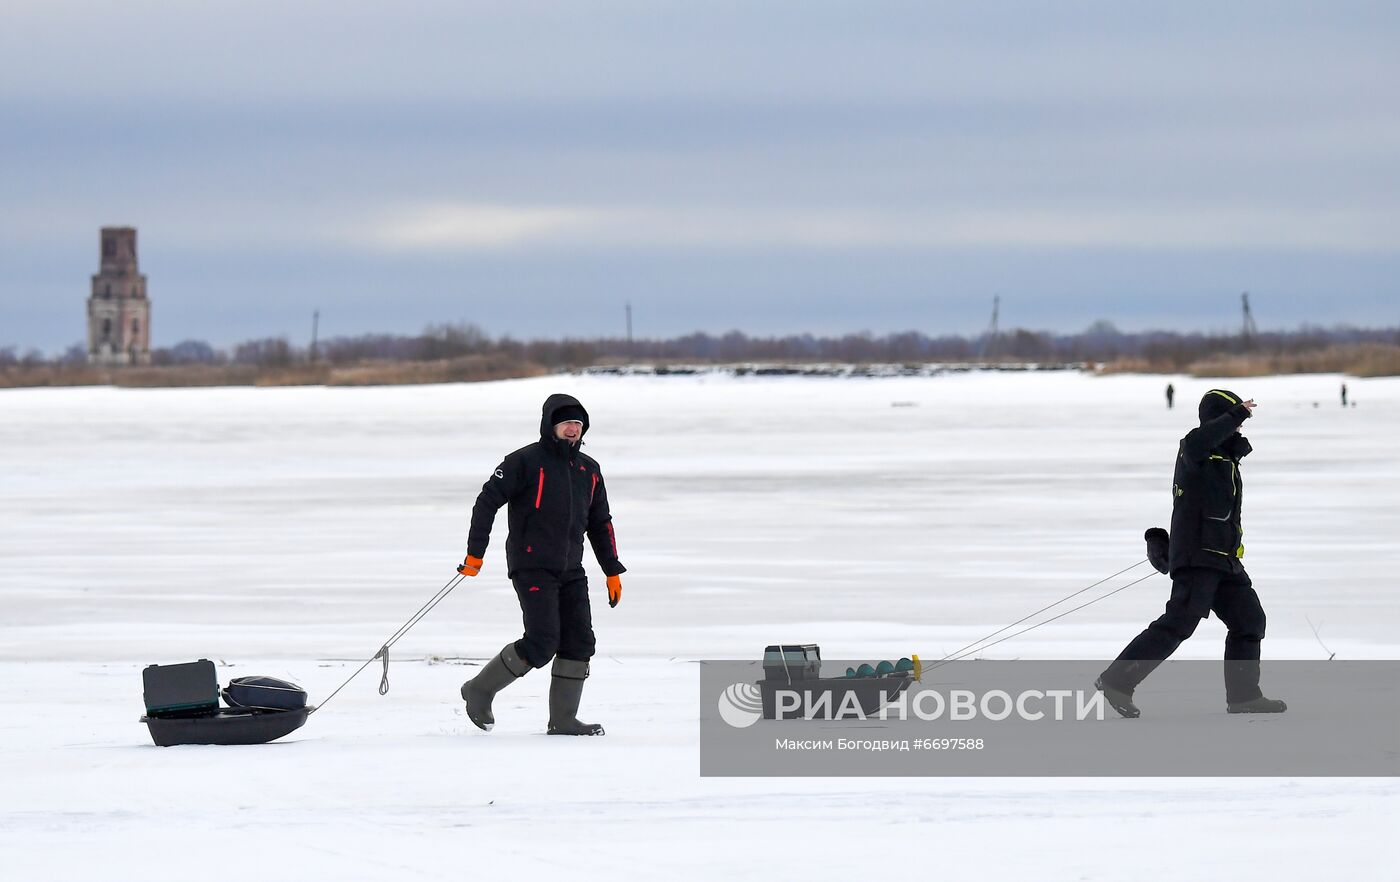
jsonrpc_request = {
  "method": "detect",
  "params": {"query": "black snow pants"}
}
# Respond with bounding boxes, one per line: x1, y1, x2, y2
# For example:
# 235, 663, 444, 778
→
510, 567, 596, 669
1104, 566, 1267, 703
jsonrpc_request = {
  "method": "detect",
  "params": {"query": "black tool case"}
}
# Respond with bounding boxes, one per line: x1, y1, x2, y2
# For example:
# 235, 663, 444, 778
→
143, 659, 221, 716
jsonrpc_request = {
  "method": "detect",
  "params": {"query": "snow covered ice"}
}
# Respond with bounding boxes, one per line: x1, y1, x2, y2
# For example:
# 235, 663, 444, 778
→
2, 371, 1396, 880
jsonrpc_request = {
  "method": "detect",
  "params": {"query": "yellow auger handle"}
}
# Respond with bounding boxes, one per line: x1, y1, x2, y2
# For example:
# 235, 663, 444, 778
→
912, 654, 922, 682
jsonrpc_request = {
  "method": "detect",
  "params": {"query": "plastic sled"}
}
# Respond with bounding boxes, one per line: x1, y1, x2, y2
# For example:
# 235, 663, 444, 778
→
142, 705, 314, 746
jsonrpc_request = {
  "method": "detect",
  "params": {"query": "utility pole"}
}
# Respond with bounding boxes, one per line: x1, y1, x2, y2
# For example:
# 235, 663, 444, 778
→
310, 309, 320, 363
1241, 292, 1258, 348
625, 302, 633, 361
978, 295, 1001, 360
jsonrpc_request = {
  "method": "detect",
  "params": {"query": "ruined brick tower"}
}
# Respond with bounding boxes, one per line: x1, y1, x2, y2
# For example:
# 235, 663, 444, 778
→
87, 226, 151, 365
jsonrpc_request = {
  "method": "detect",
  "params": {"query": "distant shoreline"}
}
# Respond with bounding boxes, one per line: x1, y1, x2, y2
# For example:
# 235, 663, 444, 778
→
3, 348, 1397, 390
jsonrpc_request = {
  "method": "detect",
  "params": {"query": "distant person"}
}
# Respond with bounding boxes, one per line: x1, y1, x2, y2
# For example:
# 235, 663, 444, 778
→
1097, 389, 1286, 717
455, 394, 627, 736
1165, 383, 1175, 409
1341, 383, 1348, 407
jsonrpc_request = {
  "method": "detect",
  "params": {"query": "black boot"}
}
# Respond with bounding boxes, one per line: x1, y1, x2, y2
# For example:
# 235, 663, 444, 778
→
461, 643, 529, 731
1227, 696, 1287, 714
547, 658, 604, 736
1094, 676, 1141, 719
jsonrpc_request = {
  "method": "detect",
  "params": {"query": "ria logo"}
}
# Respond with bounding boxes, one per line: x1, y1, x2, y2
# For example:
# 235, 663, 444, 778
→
717, 682, 764, 728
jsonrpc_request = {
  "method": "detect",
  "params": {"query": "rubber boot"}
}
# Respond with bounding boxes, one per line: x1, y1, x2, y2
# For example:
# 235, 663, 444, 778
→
547, 658, 605, 736
1227, 696, 1287, 714
1094, 676, 1141, 719
461, 643, 529, 731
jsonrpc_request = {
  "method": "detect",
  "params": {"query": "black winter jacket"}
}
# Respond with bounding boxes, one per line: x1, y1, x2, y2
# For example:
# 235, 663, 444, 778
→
467, 394, 626, 578
1167, 401, 1254, 575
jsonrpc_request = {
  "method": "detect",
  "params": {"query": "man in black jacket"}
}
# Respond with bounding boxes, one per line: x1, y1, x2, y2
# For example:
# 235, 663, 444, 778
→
456, 393, 626, 735
1097, 389, 1287, 718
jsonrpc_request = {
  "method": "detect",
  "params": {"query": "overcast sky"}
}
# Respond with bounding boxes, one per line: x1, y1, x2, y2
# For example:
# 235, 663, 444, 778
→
2, 1, 1397, 352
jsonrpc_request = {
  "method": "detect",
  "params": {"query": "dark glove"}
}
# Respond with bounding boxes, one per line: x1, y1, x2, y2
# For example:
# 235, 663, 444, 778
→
606, 574, 622, 608
1144, 528, 1170, 575
458, 554, 484, 577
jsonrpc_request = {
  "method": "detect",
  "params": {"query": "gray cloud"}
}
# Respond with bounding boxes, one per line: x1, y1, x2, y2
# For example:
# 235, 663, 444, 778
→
2, 1, 1397, 350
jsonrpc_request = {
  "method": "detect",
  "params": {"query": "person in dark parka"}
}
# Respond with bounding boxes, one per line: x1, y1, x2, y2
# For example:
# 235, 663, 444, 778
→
456, 394, 626, 735
1097, 389, 1287, 717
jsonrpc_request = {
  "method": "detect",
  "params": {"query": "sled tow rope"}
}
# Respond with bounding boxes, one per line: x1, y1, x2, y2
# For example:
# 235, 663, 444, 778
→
313, 573, 466, 713
921, 559, 1157, 676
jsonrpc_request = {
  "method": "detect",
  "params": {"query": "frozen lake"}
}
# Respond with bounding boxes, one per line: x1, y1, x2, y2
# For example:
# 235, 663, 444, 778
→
2, 371, 1396, 880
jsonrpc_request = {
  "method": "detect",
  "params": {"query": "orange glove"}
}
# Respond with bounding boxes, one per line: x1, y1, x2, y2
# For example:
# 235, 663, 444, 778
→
606, 574, 622, 608
458, 555, 484, 577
